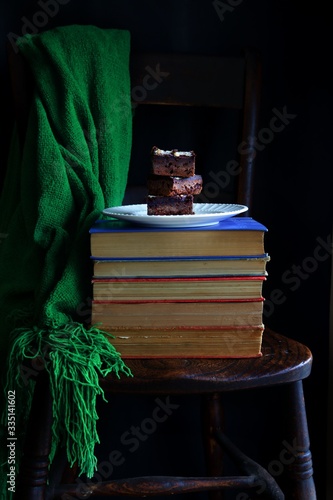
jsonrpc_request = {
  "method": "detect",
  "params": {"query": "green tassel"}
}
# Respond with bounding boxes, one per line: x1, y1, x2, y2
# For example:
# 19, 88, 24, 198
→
3, 322, 132, 479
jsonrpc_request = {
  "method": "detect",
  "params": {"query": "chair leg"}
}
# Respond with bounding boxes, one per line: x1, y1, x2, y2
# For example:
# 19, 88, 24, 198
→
14, 371, 53, 500
285, 380, 317, 500
202, 393, 284, 500
201, 393, 225, 500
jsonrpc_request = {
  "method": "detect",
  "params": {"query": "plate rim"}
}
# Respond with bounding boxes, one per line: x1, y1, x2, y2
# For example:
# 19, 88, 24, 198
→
103, 202, 248, 217
102, 203, 248, 228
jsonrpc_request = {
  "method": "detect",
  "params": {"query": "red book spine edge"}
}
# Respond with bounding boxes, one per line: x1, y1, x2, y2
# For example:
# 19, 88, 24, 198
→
118, 353, 263, 359
100, 325, 265, 332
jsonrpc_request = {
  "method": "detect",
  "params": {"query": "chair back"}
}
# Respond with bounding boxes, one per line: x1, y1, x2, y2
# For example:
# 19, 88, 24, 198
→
128, 50, 262, 211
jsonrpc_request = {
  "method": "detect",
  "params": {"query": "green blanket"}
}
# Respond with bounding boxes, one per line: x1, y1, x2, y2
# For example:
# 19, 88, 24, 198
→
0, 25, 133, 498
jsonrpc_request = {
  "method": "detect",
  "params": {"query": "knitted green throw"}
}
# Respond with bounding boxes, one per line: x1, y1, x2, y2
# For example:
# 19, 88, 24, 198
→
0, 25, 133, 498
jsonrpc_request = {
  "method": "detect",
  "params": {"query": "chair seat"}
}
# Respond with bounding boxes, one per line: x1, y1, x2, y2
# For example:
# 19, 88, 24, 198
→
101, 329, 313, 394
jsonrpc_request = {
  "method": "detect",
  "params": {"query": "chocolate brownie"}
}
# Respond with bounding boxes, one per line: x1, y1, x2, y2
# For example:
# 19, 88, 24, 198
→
147, 174, 202, 196
147, 195, 194, 215
151, 147, 196, 177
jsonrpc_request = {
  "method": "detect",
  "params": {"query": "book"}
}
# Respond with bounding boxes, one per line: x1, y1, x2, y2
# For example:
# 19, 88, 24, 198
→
89, 217, 268, 259
104, 326, 264, 358
92, 276, 266, 301
92, 255, 270, 278
91, 299, 264, 329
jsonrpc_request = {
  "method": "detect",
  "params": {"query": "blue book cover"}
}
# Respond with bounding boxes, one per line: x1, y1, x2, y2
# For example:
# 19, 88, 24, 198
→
91, 255, 270, 262
90, 217, 268, 234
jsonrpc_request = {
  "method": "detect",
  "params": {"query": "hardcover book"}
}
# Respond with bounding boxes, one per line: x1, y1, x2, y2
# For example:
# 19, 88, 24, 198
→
104, 326, 264, 358
92, 255, 270, 278
91, 299, 264, 329
89, 217, 268, 259
92, 276, 266, 301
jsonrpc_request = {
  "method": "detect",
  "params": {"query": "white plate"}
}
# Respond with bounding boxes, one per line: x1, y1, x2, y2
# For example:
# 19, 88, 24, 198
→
102, 203, 248, 228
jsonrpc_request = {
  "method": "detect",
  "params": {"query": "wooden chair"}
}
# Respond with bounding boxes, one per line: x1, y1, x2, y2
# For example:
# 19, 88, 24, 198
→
7, 46, 316, 499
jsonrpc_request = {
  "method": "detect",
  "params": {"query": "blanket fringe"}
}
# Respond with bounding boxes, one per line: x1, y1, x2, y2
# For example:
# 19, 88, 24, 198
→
3, 321, 132, 479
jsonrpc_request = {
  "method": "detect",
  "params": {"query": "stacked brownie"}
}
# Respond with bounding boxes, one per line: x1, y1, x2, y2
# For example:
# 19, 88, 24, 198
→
147, 147, 203, 215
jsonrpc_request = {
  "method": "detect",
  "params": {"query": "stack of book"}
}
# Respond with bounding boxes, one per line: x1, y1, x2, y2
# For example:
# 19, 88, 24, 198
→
89, 217, 270, 358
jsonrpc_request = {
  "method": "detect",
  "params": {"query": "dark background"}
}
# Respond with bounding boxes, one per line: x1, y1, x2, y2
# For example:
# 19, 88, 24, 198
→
1, 1, 332, 499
